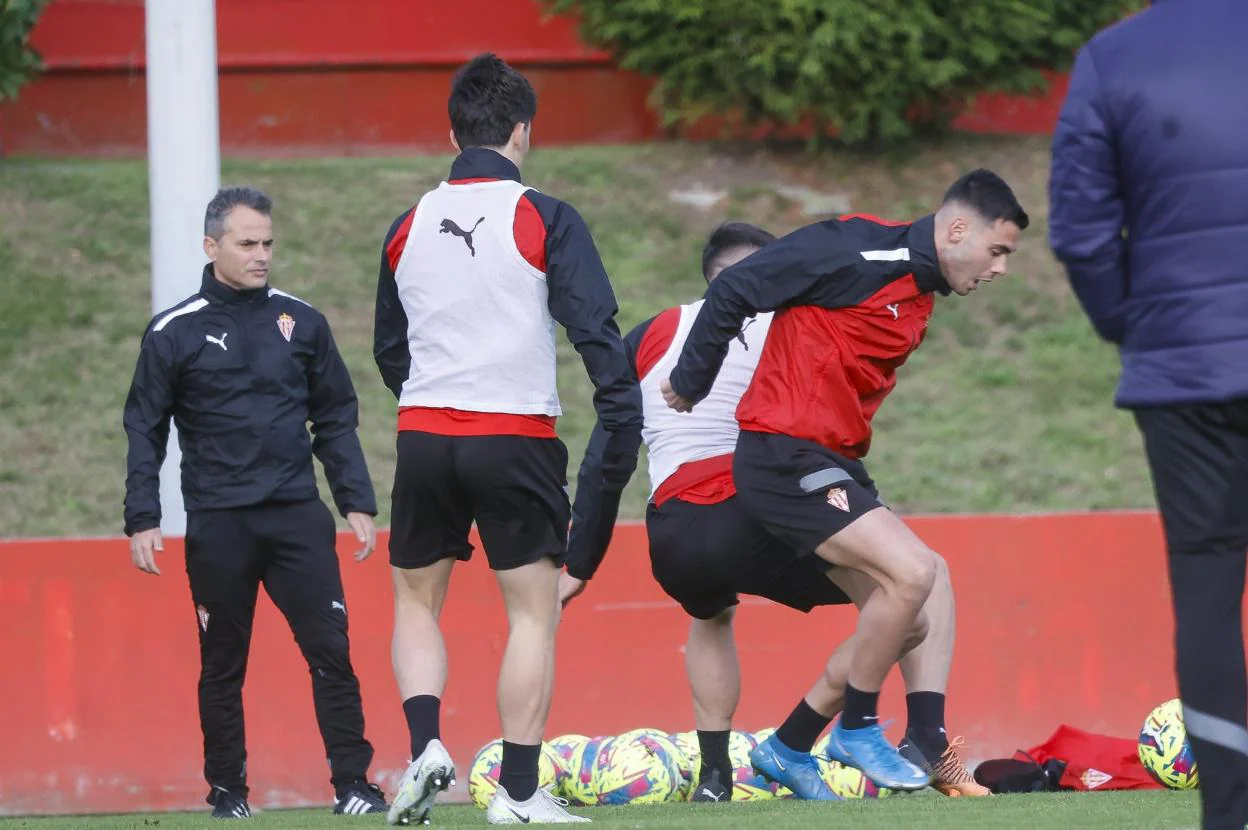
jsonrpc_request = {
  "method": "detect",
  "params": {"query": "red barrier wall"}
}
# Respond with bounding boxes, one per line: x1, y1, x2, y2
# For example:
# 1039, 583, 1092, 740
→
0, 0, 1069, 157
0, 512, 1187, 815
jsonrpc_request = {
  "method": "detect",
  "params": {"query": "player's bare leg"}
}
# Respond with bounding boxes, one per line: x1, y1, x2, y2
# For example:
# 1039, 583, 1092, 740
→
751, 577, 926, 800
685, 609, 738, 802
486, 558, 586, 823
814, 508, 936, 699
816, 558, 985, 794
895, 555, 988, 795
389, 559, 456, 826
805, 511, 937, 790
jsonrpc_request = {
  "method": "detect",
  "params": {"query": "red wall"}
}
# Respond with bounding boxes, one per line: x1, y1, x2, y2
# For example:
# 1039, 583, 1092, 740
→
0, 0, 1068, 157
0, 512, 1189, 815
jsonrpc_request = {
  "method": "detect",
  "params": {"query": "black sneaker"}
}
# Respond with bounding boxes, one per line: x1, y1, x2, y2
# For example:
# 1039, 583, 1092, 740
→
690, 769, 731, 803
209, 787, 252, 819
333, 781, 388, 815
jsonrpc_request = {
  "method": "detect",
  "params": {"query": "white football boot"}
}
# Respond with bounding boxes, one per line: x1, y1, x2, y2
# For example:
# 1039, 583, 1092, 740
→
486, 785, 590, 824
386, 739, 455, 826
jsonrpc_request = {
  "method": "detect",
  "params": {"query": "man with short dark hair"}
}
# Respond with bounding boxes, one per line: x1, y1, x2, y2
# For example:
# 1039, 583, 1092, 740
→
566, 221, 988, 802
123, 186, 385, 819
662, 171, 1029, 793
1050, 3, 1248, 827
374, 53, 640, 825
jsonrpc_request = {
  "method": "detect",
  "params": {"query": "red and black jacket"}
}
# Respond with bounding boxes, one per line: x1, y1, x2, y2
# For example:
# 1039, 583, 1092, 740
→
668, 214, 949, 459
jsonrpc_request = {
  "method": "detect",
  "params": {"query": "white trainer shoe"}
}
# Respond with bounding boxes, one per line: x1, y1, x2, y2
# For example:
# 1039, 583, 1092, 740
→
386, 739, 455, 826
486, 785, 590, 824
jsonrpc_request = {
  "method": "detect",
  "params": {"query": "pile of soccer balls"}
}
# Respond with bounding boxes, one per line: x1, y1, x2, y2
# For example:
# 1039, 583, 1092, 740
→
1138, 698, 1199, 790
467, 727, 891, 808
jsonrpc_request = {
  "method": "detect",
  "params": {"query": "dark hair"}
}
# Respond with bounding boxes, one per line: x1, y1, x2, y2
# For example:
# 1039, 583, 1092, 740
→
942, 169, 1029, 230
204, 186, 272, 239
701, 222, 777, 281
448, 53, 538, 149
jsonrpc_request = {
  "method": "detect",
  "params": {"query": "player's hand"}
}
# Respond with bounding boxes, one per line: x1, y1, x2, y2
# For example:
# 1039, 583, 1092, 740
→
559, 572, 587, 608
130, 527, 164, 576
346, 512, 377, 562
661, 377, 694, 413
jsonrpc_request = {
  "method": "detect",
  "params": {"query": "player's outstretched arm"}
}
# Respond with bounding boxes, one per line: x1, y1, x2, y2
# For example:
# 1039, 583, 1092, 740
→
563, 319, 647, 603
667, 221, 860, 406
539, 195, 643, 489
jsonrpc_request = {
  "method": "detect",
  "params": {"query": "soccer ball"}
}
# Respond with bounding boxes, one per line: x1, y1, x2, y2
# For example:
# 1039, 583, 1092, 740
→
547, 734, 590, 798
564, 736, 609, 807
592, 731, 683, 804
668, 731, 699, 799
813, 733, 890, 799
466, 739, 560, 809
1139, 699, 1199, 790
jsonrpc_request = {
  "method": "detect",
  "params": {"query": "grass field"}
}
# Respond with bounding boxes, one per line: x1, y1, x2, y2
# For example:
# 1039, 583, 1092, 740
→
0, 136, 1155, 538
0, 791, 1205, 829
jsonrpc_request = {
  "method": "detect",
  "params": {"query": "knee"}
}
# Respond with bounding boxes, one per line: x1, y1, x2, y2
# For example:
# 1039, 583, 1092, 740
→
891, 546, 938, 608
297, 620, 352, 669
393, 571, 445, 617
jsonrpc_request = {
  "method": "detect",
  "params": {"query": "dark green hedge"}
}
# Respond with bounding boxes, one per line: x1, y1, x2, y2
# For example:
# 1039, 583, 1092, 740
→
0, 0, 49, 103
546, 0, 1142, 145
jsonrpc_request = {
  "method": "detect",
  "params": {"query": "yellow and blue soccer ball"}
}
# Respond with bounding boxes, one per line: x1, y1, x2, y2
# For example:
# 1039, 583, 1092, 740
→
466, 739, 561, 809
565, 736, 610, 807
813, 733, 890, 799
668, 731, 699, 799
592, 731, 683, 804
547, 734, 590, 798
1139, 699, 1199, 790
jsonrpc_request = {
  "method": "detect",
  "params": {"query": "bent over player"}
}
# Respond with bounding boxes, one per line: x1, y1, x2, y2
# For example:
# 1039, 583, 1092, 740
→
663, 171, 1028, 791
565, 222, 988, 801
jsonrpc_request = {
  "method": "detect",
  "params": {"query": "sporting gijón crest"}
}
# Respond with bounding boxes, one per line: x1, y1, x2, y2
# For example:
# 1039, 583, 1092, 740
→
827, 487, 850, 512
277, 312, 295, 342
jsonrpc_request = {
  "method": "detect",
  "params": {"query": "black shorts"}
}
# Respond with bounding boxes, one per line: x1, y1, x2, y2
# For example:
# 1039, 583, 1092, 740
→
646, 496, 851, 620
389, 431, 571, 571
733, 430, 885, 556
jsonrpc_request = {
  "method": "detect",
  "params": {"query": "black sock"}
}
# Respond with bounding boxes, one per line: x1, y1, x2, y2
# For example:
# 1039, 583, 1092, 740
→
499, 741, 541, 802
696, 730, 733, 782
840, 684, 880, 731
402, 695, 441, 761
775, 699, 832, 753
908, 688, 943, 733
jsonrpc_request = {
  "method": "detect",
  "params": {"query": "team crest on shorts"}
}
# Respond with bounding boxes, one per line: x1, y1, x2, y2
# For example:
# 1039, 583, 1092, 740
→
196, 604, 210, 632
276, 312, 296, 342
826, 487, 850, 512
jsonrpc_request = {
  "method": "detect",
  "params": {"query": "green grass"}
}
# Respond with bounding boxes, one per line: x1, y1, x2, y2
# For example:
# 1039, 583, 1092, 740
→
0, 137, 1155, 538
0, 791, 1205, 829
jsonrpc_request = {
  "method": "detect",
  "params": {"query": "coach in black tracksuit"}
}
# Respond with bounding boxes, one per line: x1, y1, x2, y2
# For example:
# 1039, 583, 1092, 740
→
123, 187, 386, 818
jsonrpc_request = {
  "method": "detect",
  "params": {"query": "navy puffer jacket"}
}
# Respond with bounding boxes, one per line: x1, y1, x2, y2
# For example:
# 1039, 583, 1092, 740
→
1049, 0, 1248, 407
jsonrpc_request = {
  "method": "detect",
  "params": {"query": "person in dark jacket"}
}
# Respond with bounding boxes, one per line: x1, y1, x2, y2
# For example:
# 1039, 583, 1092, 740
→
123, 187, 385, 819
1050, 3, 1248, 827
